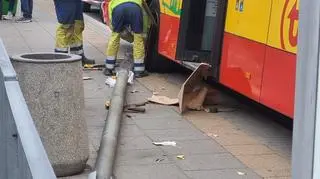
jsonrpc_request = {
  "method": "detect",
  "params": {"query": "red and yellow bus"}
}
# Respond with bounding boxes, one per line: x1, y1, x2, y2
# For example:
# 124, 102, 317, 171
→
143, 0, 299, 118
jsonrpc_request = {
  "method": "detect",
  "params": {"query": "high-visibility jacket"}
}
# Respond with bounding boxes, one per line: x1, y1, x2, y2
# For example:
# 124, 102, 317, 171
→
103, 0, 150, 36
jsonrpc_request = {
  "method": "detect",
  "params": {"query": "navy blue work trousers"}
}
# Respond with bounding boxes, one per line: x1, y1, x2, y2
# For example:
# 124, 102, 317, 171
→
21, 0, 32, 18
112, 2, 143, 33
54, 0, 83, 24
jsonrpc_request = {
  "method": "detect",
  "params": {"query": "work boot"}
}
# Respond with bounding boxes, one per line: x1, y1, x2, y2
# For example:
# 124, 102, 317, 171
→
134, 71, 149, 78
103, 68, 116, 76
82, 56, 95, 66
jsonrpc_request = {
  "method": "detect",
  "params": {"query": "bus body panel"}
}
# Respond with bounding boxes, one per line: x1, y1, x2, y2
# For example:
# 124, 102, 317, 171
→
260, 47, 296, 118
259, 0, 299, 118
220, 33, 266, 101
220, 0, 272, 102
158, 0, 183, 60
158, 14, 180, 60
220, 0, 298, 118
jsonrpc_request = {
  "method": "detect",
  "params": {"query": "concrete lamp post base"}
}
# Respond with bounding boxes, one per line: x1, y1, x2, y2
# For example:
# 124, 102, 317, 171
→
11, 53, 89, 177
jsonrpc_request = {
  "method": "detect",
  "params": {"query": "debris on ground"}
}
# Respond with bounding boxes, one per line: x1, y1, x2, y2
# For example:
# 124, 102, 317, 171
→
124, 102, 146, 113
124, 106, 146, 113
178, 64, 213, 114
155, 158, 165, 163
126, 114, 132, 118
83, 76, 93, 80
184, 86, 208, 111
237, 171, 246, 176
127, 71, 134, 84
83, 67, 103, 71
148, 95, 179, 105
83, 64, 105, 68
105, 100, 111, 109
208, 133, 219, 138
152, 141, 177, 147
204, 106, 238, 113
152, 91, 159, 95
105, 71, 134, 87
130, 89, 140, 93
176, 155, 185, 160
204, 106, 218, 113
106, 101, 146, 113
178, 64, 238, 114
105, 76, 117, 87
83, 64, 104, 71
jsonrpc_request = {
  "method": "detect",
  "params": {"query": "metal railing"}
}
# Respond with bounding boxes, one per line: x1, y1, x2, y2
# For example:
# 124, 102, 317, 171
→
0, 39, 56, 179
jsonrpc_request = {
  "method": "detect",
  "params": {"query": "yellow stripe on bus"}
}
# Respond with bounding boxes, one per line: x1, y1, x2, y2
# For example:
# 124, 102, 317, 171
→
267, 0, 299, 54
224, 0, 272, 44
159, 0, 182, 18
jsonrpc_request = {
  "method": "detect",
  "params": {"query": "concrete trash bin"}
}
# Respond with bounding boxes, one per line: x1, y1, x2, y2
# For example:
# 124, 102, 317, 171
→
11, 53, 89, 177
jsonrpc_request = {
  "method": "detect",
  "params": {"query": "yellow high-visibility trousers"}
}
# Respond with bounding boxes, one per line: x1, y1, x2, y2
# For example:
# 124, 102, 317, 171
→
55, 20, 84, 55
70, 20, 85, 55
55, 23, 74, 53
105, 32, 145, 72
132, 33, 145, 72
105, 32, 120, 69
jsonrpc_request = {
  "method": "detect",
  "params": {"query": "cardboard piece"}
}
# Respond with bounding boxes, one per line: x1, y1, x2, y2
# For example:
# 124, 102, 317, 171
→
148, 95, 179, 105
178, 63, 213, 114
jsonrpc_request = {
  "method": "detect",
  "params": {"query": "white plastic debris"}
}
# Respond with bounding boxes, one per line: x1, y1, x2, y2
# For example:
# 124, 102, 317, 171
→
105, 76, 117, 87
127, 71, 134, 84
237, 171, 246, 176
152, 141, 177, 147
83, 76, 92, 80
105, 71, 135, 87
208, 133, 219, 138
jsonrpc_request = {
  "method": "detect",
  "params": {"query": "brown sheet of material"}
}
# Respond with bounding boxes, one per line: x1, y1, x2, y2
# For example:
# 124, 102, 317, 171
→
178, 63, 214, 114
148, 95, 179, 105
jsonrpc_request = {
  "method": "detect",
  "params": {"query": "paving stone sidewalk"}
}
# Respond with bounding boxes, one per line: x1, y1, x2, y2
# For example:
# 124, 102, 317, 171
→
0, 0, 292, 178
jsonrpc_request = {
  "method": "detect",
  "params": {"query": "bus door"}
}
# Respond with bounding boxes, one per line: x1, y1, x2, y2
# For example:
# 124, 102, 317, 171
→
176, 0, 227, 79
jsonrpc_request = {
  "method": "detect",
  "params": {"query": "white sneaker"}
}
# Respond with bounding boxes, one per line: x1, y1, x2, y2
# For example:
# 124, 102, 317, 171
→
3, 12, 13, 20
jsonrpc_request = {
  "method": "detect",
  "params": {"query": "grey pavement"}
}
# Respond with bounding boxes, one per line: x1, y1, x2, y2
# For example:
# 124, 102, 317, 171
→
0, 0, 292, 178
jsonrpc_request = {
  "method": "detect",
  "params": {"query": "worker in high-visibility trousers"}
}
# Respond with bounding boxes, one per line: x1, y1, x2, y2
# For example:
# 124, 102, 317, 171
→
104, 0, 147, 78
54, 0, 95, 65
